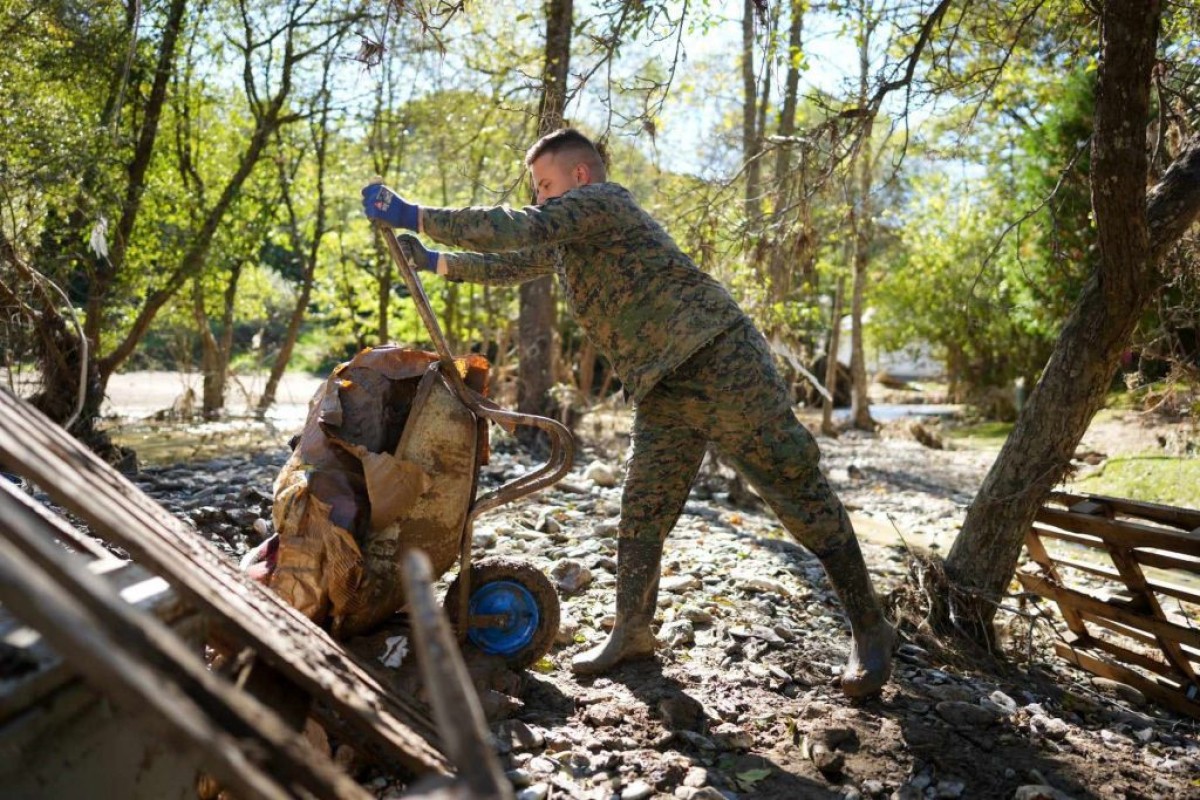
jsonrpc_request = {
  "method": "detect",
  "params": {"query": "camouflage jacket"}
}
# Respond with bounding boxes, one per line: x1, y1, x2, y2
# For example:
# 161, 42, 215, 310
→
421, 182, 747, 403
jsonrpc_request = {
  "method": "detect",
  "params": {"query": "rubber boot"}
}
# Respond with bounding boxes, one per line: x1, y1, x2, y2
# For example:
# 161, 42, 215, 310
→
818, 537, 896, 698
571, 537, 662, 674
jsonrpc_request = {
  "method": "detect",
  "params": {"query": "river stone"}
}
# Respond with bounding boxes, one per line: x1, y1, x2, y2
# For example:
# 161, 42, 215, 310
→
676, 604, 713, 624
684, 790, 727, 800
621, 780, 654, 800
935, 701, 997, 728
499, 720, 545, 752
711, 723, 753, 751
1092, 677, 1147, 707
516, 784, 549, 800
1013, 785, 1075, 800
661, 574, 702, 593
659, 619, 695, 647
683, 766, 709, 788
985, 690, 1019, 715
556, 616, 581, 645
1030, 713, 1070, 740
584, 460, 618, 487
551, 559, 592, 594
505, 768, 533, 788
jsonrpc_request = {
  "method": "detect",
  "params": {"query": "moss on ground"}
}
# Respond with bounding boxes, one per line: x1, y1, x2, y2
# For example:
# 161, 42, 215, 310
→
1069, 455, 1200, 508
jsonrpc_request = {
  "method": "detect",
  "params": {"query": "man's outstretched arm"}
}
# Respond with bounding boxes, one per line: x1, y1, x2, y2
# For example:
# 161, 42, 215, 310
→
420, 185, 616, 252
440, 248, 556, 286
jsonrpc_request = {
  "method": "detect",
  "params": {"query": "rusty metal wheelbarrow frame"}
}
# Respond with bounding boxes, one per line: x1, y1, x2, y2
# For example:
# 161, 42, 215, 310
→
379, 226, 576, 648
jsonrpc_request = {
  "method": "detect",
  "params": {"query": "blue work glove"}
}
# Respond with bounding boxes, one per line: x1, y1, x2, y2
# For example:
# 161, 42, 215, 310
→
362, 182, 420, 231
396, 234, 440, 273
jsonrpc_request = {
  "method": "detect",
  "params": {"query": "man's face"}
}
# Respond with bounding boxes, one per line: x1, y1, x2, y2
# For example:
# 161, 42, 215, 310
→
530, 152, 588, 204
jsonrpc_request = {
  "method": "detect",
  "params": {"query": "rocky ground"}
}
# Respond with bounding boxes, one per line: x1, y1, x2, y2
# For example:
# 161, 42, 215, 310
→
101, 403, 1200, 800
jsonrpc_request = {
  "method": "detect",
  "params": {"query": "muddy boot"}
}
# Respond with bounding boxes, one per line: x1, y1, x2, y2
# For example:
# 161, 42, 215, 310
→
819, 537, 896, 698
571, 537, 662, 674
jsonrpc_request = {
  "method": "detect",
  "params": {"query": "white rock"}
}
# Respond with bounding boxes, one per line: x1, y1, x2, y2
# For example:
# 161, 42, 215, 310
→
621, 780, 654, 800
745, 576, 790, 595
584, 460, 618, 487
660, 574, 701, 593
679, 604, 714, 624
556, 616, 581, 645
516, 783, 549, 800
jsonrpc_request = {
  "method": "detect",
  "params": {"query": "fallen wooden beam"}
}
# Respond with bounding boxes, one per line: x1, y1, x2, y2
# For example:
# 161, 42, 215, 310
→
0, 387, 448, 776
0, 486, 356, 800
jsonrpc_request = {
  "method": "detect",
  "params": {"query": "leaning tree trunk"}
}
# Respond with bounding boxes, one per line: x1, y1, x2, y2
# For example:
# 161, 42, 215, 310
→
518, 0, 572, 441
942, 2, 1200, 644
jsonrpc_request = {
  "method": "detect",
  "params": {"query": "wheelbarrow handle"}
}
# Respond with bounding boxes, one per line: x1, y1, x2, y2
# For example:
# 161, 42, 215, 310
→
377, 222, 576, 512
377, 224, 469, 396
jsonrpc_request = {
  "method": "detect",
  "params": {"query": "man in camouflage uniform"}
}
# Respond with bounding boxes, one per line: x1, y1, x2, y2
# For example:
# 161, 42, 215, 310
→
362, 128, 895, 697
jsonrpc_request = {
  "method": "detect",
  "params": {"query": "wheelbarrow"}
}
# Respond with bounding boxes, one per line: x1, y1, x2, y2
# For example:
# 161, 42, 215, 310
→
363, 225, 576, 668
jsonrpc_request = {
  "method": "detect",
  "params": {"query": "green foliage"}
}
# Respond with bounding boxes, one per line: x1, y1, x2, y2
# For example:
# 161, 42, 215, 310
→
870, 172, 1051, 411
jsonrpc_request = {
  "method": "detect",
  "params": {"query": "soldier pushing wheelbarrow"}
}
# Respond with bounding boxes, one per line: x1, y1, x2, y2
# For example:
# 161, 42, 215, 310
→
360, 128, 895, 698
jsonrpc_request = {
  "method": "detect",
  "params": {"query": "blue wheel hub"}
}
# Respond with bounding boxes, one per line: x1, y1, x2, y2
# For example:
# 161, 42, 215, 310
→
466, 580, 541, 656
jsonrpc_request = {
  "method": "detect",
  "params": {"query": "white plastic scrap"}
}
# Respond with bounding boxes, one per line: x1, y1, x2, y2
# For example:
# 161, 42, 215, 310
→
379, 635, 409, 668
89, 216, 109, 260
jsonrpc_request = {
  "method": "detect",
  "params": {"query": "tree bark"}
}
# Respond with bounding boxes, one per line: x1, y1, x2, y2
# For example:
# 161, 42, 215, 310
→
942, 2, 1198, 644
849, 2, 876, 431
821, 275, 846, 436
519, 0, 572, 437
742, 0, 763, 227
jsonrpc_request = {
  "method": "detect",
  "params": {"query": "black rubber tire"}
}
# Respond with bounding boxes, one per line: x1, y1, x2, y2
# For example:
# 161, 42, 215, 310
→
444, 557, 561, 670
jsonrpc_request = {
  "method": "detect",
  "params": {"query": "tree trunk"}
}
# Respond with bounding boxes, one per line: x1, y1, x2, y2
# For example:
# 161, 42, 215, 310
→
821, 275, 846, 436
741, 0, 763, 228
849, 6, 875, 431
38, 0, 188, 443
519, 0, 572, 437
941, 2, 1200, 644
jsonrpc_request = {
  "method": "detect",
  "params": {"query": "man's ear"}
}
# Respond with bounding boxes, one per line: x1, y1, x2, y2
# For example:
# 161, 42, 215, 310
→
574, 162, 592, 185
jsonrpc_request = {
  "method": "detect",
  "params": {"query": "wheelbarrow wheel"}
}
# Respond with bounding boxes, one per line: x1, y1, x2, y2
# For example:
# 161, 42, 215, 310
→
445, 557, 561, 669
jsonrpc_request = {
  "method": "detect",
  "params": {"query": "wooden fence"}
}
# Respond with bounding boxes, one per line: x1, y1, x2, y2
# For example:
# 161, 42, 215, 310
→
1019, 491, 1200, 718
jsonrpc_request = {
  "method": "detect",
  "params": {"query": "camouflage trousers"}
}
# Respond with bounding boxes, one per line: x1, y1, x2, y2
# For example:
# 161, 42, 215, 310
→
619, 319, 854, 558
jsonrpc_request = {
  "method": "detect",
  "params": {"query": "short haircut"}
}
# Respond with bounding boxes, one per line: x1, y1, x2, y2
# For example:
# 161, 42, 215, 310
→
525, 127, 608, 181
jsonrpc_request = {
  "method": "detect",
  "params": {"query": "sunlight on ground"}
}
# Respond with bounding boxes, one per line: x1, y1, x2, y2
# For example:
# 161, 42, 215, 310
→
943, 420, 1013, 450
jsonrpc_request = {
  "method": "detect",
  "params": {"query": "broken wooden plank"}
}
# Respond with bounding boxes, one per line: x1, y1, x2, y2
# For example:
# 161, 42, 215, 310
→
0, 388, 448, 775
1055, 643, 1200, 719
0, 534, 292, 799
1024, 529, 1089, 638
0, 481, 373, 800
1136, 548, 1200, 574
1017, 572, 1200, 651
1035, 506, 1200, 557
1105, 544, 1199, 684
401, 550, 513, 800
1046, 555, 1200, 607
1048, 491, 1200, 531
1070, 628, 1186, 681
